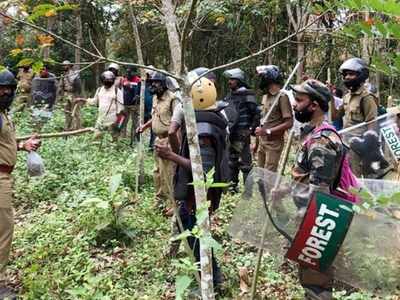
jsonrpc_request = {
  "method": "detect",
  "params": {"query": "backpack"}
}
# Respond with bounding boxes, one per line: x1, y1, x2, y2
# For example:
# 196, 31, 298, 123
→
304, 123, 360, 203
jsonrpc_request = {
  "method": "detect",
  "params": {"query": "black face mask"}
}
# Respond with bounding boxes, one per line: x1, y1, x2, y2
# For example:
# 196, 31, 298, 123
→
343, 77, 363, 91
149, 83, 165, 96
104, 82, 114, 89
294, 103, 313, 123
0, 93, 14, 111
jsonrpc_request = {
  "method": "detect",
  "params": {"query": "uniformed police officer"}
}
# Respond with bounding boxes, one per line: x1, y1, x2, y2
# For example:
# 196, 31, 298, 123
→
254, 65, 293, 172
223, 68, 260, 193
333, 58, 378, 177
291, 79, 344, 300
14, 64, 34, 112
0, 69, 40, 298
137, 72, 179, 211
59, 60, 82, 131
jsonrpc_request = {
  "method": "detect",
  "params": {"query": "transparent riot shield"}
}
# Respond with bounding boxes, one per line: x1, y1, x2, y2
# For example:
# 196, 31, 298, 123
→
339, 107, 400, 179
229, 167, 400, 295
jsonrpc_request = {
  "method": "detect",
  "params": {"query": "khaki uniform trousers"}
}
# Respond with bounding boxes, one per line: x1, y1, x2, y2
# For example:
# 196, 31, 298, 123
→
257, 137, 284, 172
0, 173, 14, 276
63, 94, 81, 131
153, 137, 174, 208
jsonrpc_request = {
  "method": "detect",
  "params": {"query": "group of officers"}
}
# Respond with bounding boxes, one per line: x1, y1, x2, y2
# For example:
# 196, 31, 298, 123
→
0, 55, 399, 299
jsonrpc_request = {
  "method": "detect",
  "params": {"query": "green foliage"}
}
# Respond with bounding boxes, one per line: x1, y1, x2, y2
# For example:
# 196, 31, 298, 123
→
28, 3, 78, 22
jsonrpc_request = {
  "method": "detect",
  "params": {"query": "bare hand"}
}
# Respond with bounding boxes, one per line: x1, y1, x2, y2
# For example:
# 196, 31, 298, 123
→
23, 135, 41, 152
136, 125, 145, 134
255, 126, 266, 136
74, 97, 87, 104
155, 143, 172, 160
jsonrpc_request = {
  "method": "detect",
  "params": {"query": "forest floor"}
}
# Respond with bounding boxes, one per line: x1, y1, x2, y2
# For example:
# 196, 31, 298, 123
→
6, 107, 397, 299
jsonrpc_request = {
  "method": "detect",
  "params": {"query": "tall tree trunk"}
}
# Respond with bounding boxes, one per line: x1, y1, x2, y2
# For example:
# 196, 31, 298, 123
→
161, 1, 214, 298
296, 34, 305, 82
161, 0, 182, 74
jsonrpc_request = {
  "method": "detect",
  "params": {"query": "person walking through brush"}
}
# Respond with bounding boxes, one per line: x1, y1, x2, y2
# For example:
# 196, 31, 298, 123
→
332, 58, 378, 177
254, 65, 293, 172
136, 71, 179, 212
59, 60, 82, 131
78, 71, 125, 142
291, 79, 353, 300
223, 68, 260, 193
0, 69, 41, 299
14, 63, 33, 112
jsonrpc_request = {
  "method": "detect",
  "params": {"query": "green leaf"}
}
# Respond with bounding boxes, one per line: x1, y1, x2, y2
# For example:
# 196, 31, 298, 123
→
175, 275, 192, 300
109, 174, 122, 195
201, 234, 222, 251
195, 202, 209, 225
32, 61, 44, 74
17, 58, 35, 67
208, 182, 230, 188
172, 230, 192, 242
80, 197, 104, 206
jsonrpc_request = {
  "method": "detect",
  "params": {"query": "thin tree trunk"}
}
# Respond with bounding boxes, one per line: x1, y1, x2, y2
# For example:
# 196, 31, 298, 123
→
43, 16, 55, 60
161, 0, 215, 298
127, 2, 145, 184
74, 3, 82, 64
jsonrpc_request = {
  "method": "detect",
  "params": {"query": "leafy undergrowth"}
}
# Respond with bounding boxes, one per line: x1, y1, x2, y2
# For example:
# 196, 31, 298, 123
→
6, 109, 399, 299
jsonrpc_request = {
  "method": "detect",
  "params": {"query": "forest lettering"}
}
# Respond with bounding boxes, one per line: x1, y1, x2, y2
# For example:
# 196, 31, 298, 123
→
297, 204, 339, 266
381, 126, 400, 160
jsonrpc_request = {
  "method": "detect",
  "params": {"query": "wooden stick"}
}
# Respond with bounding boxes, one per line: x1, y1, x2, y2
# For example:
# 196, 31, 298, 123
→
16, 127, 94, 142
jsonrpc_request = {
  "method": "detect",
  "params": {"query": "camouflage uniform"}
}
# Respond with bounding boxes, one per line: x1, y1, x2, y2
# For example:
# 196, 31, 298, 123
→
0, 112, 17, 278
14, 69, 33, 111
338, 85, 378, 177
60, 69, 82, 130
292, 121, 344, 297
152, 90, 178, 208
257, 91, 292, 172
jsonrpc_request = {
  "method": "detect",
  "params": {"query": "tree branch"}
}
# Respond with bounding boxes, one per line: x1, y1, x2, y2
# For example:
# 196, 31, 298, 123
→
0, 11, 181, 81
198, 10, 330, 84
180, 0, 199, 74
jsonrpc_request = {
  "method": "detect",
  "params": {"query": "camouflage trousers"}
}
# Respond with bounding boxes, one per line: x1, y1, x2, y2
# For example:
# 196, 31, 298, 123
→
63, 94, 81, 131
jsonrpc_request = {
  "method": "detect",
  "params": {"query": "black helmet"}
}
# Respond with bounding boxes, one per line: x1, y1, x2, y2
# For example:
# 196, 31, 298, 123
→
290, 79, 332, 112
191, 67, 217, 82
0, 69, 17, 111
100, 70, 116, 84
256, 65, 283, 89
0, 69, 18, 88
149, 72, 167, 87
339, 58, 369, 90
223, 68, 249, 88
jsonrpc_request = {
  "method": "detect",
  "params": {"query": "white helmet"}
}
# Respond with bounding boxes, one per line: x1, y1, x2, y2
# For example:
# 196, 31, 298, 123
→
107, 63, 120, 71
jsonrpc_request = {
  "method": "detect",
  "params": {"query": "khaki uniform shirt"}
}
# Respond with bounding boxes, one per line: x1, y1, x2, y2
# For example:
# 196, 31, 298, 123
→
17, 69, 33, 93
340, 85, 378, 134
0, 112, 17, 208
151, 90, 178, 137
261, 91, 293, 130
0, 112, 17, 167
61, 70, 76, 93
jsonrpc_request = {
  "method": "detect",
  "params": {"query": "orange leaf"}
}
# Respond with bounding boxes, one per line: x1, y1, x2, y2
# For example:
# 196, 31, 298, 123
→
16, 34, 25, 47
